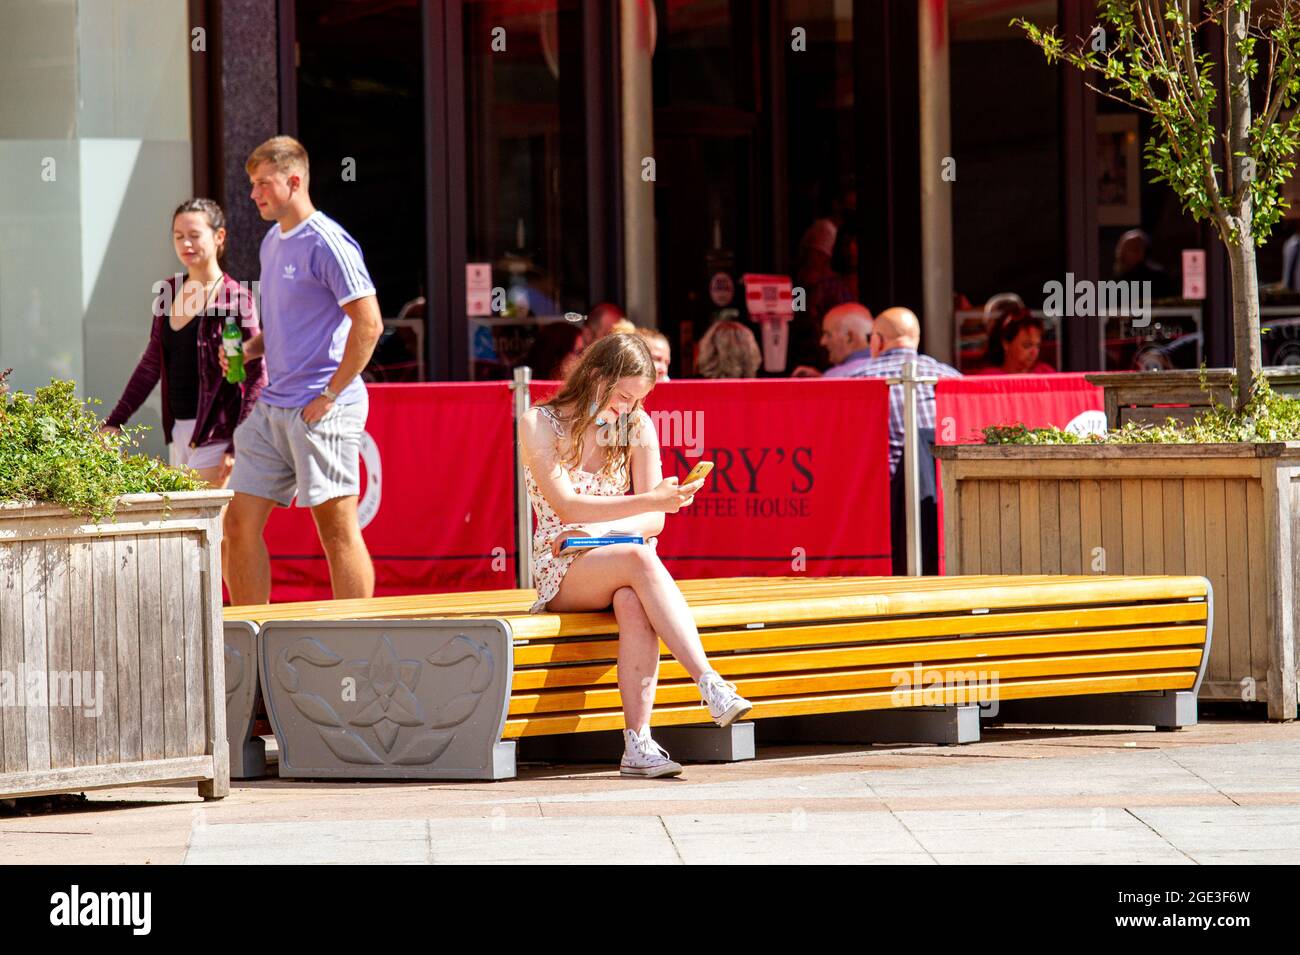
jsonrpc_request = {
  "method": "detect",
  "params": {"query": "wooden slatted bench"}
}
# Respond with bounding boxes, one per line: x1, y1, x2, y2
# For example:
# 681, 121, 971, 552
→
223, 574, 1212, 780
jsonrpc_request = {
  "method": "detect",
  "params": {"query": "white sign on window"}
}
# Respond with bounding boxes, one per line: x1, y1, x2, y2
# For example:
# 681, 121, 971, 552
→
466, 263, 492, 316
1182, 249, 1206, 300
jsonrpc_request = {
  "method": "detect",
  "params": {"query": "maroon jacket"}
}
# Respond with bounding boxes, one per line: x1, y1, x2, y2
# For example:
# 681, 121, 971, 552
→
106, 273, 266, 451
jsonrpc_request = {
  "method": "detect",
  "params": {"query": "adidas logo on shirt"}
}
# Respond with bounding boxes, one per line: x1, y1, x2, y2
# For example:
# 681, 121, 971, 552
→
282, 264, 296, 279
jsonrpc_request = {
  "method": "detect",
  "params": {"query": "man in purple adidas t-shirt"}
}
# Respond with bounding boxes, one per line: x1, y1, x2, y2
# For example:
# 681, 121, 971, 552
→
222, 136, 384, 605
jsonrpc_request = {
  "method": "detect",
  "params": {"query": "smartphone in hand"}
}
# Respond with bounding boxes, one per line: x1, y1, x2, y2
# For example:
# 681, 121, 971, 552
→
683, 460, 714, 486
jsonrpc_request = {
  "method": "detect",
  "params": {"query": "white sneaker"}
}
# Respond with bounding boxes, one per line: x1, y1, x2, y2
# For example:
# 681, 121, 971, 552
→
698, 671, 753, 727
620, 727, 683, 778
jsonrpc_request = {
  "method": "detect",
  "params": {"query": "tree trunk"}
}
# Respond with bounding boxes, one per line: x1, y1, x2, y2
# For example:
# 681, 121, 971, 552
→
1227, 237, 1262, 406
1225, 3, 1261, 407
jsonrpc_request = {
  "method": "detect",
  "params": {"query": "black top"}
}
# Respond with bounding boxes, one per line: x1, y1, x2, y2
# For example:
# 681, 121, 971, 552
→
163, 317, 200, 420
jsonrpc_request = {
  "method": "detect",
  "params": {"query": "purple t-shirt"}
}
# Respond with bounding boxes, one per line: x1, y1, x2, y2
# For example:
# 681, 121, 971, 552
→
257, 210, 375, 407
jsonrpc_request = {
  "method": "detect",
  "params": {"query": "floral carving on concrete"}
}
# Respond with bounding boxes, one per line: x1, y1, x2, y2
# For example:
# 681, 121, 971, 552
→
272, 632, 496, 767
225, 642, 245, 707
346, 637, 425, 752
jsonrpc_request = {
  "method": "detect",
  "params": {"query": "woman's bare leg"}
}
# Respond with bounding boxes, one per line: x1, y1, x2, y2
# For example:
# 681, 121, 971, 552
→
611, 586, 661, 730
547, 544, 711, 681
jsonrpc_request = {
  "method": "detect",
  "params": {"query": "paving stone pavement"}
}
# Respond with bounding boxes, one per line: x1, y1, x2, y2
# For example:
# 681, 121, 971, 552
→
2, 721, 1298, 864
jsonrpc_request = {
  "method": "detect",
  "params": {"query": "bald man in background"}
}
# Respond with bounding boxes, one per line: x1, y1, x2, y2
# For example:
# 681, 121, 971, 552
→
791, 302, 874, 377
848, 307, 960, 575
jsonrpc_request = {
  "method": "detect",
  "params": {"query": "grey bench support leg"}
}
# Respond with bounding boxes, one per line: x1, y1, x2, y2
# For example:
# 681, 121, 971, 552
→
985, 690, 1198, 730
649, 723, 754, 761
224, 621, 267, 779
757, 705, 981, 746
518, 722, 754, 764
233, 735, 267, 780
489, 741, 518, 779
259, 619, 517, 781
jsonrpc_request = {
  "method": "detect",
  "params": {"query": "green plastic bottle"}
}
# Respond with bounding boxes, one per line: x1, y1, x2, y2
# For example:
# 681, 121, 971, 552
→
222, 316, 246, 384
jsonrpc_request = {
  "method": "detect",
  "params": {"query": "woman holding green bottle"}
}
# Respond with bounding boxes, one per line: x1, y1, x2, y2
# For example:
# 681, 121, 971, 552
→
105, 198, 265, 487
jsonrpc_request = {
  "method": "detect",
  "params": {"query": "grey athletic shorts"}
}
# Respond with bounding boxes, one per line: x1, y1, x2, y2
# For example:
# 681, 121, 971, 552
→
229, 398, 368, 508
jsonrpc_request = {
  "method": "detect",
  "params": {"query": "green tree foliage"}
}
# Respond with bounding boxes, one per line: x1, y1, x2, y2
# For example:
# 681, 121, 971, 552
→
1017, 1, 1300, 403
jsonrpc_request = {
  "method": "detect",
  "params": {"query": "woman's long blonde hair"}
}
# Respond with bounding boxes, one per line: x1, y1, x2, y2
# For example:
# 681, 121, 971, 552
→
537, 332, 657, 482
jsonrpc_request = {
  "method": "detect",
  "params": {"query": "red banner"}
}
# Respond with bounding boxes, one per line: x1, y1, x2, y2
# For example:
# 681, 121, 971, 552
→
264, 383, 516, 602
263, 377, 894, 602
932, 373, 1105, 573
531, 378, 893, 578
934, 373, 1105, 446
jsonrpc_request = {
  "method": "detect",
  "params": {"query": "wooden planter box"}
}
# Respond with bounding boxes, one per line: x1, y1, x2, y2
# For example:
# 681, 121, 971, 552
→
1087, 369, 1300, 428
935, 443, 1300, 720
0, 491, 232, 799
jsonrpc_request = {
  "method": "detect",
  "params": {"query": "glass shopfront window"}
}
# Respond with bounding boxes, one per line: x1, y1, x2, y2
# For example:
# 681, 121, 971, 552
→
783, 0, 856, 373
1259, 140, 1300, 369
1095, 100, 1204, 372
296, 0, 427, 381
949, 0, 1063, 373
1, 0, 191, 457
463, 0, 590, 381
652, 0, 760, 376
0, 0, 82, 394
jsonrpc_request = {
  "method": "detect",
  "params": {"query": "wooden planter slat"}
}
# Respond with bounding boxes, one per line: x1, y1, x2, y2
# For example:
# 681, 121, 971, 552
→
71, 540, 95, 767
21, 542, 49, 769
1162, 480, 1184, 573
937, 443, 1300, 719
114, 533, 141, 764
182, 532, 206, 756
1247, 479, 1269, 697
90, 534, 118, 769
0, 755, 214, 801
160, 533, 184, 759
47, 540, 73, 769
0, 491, 230, 799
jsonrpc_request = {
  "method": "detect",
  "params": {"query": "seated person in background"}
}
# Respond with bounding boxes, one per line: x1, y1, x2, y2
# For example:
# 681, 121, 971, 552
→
1114, 229, 1175, 299
806, 218, 859, 334
847, 307, 961, 576
584, 302, 628, 345
696, 319, 762, 379
983, 291, 1024, 326
636, 326, 672, 381
789, 220, 859, 374
848, 307, 961, 477
980, 299, 1055, 375
791, 302, 873, 377
524, 321, 586, 381
796, 183, 855, 289
608, 318, 638, 336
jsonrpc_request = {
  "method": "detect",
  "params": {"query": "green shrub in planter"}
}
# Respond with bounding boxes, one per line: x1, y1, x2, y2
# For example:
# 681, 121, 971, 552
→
0, 370, 204, 522
984, 377, 1300, 446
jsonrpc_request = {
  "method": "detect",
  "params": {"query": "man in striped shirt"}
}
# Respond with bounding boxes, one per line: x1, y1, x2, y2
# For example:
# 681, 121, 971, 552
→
847, 308, 960, 574
223, 136, 385, 604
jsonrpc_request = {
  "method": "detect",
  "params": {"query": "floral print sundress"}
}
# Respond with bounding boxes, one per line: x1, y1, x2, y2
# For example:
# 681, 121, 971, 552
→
524, 405, 634, 613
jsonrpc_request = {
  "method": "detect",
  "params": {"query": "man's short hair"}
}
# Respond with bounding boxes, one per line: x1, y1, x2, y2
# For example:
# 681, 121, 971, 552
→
588, 301, 626, 326
246, 136, 310, 186
636, 326, 670, 348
